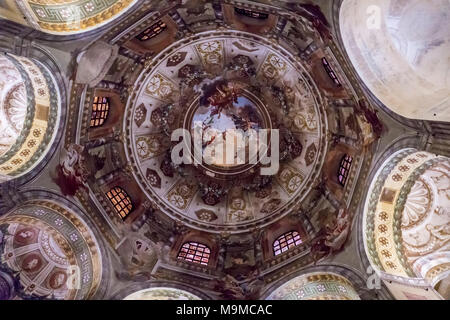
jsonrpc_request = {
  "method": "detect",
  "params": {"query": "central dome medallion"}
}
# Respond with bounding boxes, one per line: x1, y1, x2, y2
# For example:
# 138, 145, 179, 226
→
184, 79, 272, 180
125, 30, 328, 233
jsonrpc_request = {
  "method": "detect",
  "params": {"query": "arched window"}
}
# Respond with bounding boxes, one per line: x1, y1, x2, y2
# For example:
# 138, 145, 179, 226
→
338, 154, 353, 186
137, 20, 167, 41
273, 231, 302, 256
106, 186, 133, 219
90, 96, 109, 127
177, 242, 210, 266
234, 7, 269, 19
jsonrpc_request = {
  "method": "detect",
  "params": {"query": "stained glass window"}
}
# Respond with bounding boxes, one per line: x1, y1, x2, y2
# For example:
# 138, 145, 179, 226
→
177, 242, 211, 265
234, 7, 269, 19
106, 186, 133, 219
338, 154, 353, 186
137, 20, 167, 41
273, 231, 302, 256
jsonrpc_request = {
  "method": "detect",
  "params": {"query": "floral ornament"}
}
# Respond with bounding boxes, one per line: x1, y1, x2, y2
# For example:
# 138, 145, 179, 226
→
399, 165, 410, 172
54, 218, 63, 226
379, 237, 389, 246
20, 149, 30, 157
195, 209, 218, 222
33, 129, 42, 138
150, 107, 163, 127
134, 103, 147, 128
59, 9, 72, 19
305, 143, 317, 167
37, 88, 46, 97
27, 140, 36, 148
82, 274, 90, 284
35, 8, 46, 18
147, 76, 161, 93
378, 224, 387, 233
296, 290, 306, 299
136, 138, 149, 158
84, 2, 95, 12
407, 158, 418, 164
316, 284, 326, 292
12, 158, 23, 165
168, 194, 186, 209
33, 209, 45, 216
69, 233, 78, 242
392, 174, 402, 182
338, 285, 347, 293
287, 175, 302, 193
145, 168, 161, 188
386, 261, 397, 270
269, 55, 286, 70
80, 253, 88, 262
381, 250, 391, 258
199, 41, 220, 53
378, 211, 388, 221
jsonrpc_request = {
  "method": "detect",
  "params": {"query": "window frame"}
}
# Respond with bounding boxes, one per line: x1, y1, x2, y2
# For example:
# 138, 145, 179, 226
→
177, 241, 211, 266
338, 154, 353, 186
273, 230, 302, 256
106, 186, 133, 220
234, 7, 269, 20
322, 57, 342, 87
90, 96, 110, 128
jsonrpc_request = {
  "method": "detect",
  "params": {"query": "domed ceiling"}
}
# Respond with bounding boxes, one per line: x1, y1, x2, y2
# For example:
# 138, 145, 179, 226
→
125, 30, 328, 232
364, 150, 450, 285
54, 0, 394, 299
0, 54, 60, 183
0, 200, 103, 299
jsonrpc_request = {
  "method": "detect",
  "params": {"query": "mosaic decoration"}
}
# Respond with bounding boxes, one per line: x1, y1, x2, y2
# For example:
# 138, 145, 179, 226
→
0, 200, 103, 300
266, 273, 360, 300
17, 0, 137, 34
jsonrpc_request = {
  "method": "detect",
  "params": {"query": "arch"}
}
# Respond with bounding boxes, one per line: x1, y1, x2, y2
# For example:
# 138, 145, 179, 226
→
363, 148, 450, 298
0, 53, 61, 184
339, 0, 450, 122
0, 198, 105, 300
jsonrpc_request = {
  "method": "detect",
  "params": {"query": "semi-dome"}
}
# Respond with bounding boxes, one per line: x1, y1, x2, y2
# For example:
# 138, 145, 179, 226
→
339, 0, 450, 121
